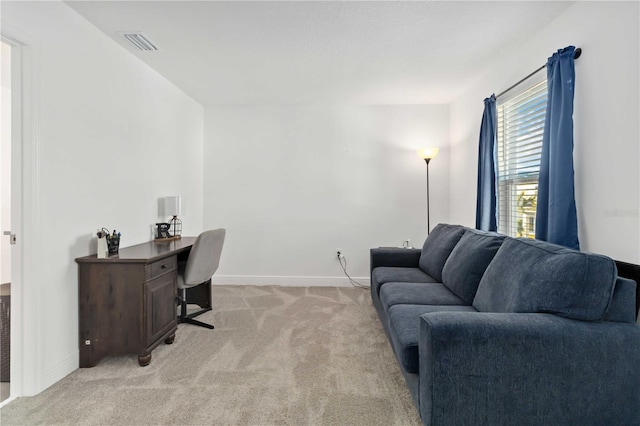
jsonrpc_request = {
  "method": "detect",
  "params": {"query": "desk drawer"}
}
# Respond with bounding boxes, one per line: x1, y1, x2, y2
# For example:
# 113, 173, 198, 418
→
147, 256, 177, 280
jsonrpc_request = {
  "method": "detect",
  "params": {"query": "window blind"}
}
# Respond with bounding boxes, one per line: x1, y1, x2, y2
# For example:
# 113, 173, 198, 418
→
496, 80, 547, 238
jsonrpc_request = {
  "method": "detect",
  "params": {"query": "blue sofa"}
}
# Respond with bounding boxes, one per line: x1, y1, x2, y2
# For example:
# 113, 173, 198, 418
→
371, 224, 640, 425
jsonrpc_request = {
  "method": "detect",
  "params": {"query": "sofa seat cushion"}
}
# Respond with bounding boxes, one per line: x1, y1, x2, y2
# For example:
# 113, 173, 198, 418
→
371, 266, 438, 297
473, 238, 617, 321
388, 304, 477, 374
442, 229, 506, 304
380, 282, 466, 314
418, 224, 466, 282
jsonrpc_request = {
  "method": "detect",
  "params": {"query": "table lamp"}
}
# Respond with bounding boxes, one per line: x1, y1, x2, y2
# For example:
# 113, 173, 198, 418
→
163, 196, 182, 238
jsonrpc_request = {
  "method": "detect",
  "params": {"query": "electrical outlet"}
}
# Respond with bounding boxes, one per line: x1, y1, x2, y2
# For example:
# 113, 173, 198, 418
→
336, 249, 344, 259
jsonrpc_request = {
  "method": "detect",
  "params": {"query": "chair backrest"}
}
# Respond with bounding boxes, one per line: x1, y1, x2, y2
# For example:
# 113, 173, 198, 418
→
184, 228, 226, 286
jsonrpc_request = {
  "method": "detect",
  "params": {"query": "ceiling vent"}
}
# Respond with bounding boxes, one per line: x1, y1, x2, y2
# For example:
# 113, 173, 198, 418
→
118, 32, 159, 52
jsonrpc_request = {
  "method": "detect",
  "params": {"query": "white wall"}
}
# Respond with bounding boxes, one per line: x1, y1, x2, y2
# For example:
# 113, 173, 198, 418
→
2, 1, 204, 394
450, 1, 640, 264
204, 105, 449, 284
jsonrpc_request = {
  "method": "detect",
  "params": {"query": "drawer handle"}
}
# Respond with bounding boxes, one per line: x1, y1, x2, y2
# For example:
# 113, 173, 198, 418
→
161, 264, 167, 269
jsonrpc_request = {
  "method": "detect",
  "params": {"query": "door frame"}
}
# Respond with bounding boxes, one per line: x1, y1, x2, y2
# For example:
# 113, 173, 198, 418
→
1, 23, 42, 401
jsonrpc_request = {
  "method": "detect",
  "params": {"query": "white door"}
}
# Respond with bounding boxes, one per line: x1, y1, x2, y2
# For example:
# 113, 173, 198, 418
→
1, 34, 27, 402
0, 39, 13, 403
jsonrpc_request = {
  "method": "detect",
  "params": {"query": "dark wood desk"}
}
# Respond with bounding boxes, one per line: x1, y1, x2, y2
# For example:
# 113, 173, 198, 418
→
76, 237, 196, 367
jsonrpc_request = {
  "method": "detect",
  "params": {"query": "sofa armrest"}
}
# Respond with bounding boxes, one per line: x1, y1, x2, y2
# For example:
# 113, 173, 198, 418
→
370, 248, 421, 273
418, 312, 640, 425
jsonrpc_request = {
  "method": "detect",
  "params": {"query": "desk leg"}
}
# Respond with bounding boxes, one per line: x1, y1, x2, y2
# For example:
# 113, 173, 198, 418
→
79, 354, 99, 368
138, 353, 152, 367
164, 333, 175, 344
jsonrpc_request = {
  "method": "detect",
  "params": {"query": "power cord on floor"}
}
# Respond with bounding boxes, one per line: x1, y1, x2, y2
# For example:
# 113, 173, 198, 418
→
338, 254, 370, 289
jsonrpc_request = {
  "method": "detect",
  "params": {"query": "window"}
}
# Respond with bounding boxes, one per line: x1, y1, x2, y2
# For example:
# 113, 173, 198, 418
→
496, 80, 546, 238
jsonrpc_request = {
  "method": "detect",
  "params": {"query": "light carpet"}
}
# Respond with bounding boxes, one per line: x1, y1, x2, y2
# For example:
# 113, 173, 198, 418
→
0, 285, 420, 425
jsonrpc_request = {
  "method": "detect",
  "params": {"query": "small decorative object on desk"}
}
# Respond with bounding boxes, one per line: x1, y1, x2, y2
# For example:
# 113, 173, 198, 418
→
96, 230, 108, 258
97, 228, 121, 255
155, 223, 173, 240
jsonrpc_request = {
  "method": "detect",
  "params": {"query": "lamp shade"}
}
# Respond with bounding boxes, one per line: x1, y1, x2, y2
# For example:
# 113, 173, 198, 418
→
162, 196, 182, 217
417, 147, 439, 160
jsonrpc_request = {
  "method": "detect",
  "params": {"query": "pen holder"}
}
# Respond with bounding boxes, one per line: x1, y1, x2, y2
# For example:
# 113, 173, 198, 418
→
107, 236, 120, 254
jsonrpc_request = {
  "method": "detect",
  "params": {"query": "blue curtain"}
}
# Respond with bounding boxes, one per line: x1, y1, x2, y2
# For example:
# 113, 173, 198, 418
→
535, 46, 580, 249
476, 95, 498, 231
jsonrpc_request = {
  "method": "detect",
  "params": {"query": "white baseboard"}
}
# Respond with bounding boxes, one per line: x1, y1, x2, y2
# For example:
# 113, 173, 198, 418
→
211, 275, 370, 287
40, 351, 79, 394
0, 395, 16, 409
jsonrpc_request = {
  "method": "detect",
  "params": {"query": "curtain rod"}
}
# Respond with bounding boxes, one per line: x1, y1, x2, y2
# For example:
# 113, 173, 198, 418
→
495, 47, 582, 99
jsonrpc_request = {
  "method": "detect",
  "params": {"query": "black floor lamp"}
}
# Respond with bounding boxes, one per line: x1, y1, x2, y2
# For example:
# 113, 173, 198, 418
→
417, 148, 439, 234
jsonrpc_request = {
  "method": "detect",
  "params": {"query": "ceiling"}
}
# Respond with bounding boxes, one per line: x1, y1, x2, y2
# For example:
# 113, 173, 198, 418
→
66, 1, 573, 106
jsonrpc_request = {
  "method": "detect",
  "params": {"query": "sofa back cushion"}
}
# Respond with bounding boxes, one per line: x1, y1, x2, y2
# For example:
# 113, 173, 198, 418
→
418, 224, 466, 282
472, 238, 617, 321
442, 229, 506, 304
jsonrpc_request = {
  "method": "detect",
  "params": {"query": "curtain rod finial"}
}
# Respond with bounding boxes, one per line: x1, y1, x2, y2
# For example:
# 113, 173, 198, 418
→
574, 47, 582, 59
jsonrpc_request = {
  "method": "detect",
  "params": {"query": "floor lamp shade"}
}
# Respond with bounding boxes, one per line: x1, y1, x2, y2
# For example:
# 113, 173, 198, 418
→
417, 148, 439, 234
417, 147, 439, 164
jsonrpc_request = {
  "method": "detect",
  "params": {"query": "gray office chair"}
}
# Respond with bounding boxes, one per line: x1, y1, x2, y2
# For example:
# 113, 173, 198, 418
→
177, 228, 226, 329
